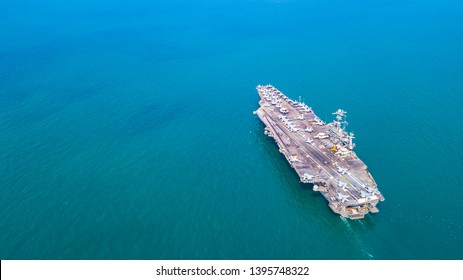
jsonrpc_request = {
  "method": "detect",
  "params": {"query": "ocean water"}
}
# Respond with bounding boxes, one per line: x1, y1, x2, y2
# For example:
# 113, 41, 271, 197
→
1, 0, 462, 259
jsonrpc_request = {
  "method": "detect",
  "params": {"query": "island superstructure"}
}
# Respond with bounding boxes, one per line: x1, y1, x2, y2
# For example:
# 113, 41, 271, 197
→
254, 85, 384, 219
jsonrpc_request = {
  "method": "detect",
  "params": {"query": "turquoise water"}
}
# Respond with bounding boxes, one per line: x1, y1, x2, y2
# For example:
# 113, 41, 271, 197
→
1, 0, 462, 259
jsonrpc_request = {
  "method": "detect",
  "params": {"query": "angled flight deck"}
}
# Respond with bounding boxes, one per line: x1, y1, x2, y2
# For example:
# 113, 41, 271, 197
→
254, 85, 384, 219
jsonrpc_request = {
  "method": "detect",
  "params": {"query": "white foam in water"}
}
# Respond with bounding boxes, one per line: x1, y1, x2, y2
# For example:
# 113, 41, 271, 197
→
340, 216, 374, 259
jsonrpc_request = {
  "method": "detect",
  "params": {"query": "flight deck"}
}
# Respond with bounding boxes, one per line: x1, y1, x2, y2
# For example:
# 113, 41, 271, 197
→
254, 85, 384, 219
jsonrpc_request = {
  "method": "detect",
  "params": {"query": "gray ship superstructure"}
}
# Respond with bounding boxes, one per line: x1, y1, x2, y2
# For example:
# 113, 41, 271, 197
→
254, 85, 384, 219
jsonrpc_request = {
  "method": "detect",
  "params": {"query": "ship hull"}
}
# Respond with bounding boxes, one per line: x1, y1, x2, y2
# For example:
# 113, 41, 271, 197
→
255, 85, 384, 219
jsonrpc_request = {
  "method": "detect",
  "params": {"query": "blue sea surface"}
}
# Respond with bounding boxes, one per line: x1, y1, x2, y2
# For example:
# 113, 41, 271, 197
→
1, 0, 463, 259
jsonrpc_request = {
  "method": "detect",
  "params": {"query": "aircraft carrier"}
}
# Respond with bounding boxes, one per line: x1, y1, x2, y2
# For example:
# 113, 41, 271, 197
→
254, 85, 384, 219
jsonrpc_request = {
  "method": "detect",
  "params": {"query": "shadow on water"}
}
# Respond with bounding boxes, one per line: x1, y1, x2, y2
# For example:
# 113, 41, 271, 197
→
121, 99, 192, 137
1, 82, 111, 127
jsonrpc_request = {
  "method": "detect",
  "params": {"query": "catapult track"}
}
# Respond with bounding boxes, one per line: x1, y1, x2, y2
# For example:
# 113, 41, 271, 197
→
254, 85, 384, 219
